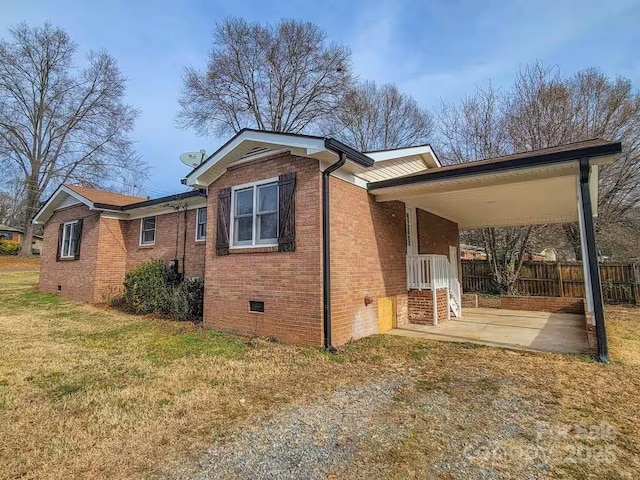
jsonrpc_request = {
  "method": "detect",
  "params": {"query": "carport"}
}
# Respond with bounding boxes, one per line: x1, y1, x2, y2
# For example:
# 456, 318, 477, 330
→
368, 139, 622, 361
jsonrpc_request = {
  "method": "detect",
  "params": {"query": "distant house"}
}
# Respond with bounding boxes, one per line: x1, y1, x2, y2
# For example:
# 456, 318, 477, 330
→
0, 223, 43, 254
0, 224, 22, 242
460, 243, 487, 260
32, 130, 621, 361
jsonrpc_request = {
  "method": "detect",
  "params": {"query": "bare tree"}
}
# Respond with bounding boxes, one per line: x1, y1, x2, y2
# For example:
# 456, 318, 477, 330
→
177, 17, 352, 137
329, 81, 433, 151
506, 63, 640, 258
0, 23, 143, 256
438, 62, 640, 289
437, 84, 534, 293
438, 82, 509, 163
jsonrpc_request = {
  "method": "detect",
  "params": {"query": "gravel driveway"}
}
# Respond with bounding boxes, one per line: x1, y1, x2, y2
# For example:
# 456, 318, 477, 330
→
161, 365, 557, 480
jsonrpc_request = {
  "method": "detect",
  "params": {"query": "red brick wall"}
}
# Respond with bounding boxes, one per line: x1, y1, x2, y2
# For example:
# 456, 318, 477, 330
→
184, 208, 207, 279
40, 204, 207, 304
329, 176, 407, 346
124, 208, 205, 278
416, 209, 461, 277
477, 294, 585, 314
94, 217, 128, 302
408, 288, 449, 325
39, 204, 100, 303
437, 288, 449, 321
203, 153, 323, 346
461, 293, 479, 308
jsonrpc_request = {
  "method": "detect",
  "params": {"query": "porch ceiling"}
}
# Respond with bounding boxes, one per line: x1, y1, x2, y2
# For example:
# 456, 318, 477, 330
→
369, 139, 622, 229
416, 168, 586, 229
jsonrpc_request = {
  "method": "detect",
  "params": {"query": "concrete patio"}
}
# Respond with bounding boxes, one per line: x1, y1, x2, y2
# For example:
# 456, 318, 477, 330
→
387, 308, 590, 354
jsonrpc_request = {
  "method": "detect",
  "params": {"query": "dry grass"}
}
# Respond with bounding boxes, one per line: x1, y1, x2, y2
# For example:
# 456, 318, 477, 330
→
0, 255, 40, 270
0, 272, 639, 479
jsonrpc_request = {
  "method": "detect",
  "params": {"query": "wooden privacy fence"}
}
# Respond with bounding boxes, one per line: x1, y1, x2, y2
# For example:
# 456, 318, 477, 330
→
462, 260, 640, 304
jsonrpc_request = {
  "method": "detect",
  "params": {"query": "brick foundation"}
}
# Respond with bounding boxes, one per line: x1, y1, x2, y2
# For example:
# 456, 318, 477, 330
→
408, 289, 449, 325
476, 294, 585, 314
461, 293, 478, 308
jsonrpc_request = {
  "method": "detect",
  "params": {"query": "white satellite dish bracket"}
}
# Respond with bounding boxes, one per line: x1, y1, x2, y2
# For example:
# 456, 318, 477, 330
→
180, 149, 206, 168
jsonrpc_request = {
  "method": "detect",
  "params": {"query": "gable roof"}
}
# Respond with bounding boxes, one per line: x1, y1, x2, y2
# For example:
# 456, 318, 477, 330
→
32, 185, 205, 225
184, 129, 375, 187
66, 185, 146, 207
183, 129, 449, 188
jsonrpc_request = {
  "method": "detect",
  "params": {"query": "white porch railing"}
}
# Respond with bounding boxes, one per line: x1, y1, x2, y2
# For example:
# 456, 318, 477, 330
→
406, 254, 462, 318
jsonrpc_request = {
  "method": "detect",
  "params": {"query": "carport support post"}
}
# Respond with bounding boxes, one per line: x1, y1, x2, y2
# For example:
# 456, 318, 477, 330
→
578, 158, 608, 362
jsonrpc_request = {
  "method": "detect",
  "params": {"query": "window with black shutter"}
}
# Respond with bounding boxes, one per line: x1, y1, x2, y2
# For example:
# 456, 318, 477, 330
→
216, 188, 231, 255
217, 173, 296, 254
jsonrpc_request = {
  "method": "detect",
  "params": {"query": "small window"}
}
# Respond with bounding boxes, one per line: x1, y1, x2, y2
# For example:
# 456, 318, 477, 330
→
196, 207, 207, 241
61, 221, 79, 258
140, 216, 156, 245
231, 179, 278, 247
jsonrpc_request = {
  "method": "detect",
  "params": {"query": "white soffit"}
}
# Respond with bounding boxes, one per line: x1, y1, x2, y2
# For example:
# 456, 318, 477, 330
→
356, 156, 429, 182
373, 162, 590, 229
365, 145, 440, 168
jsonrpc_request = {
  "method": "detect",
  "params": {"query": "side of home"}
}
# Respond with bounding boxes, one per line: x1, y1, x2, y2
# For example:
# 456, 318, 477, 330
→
36, 186, 207, 303
184, 130, 456, 347
34, 130, 622, 361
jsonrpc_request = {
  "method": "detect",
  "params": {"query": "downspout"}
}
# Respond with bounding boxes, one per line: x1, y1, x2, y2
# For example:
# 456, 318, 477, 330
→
579, 157, 609, 362
182, 204, 188, 278
322, 152, 347, 351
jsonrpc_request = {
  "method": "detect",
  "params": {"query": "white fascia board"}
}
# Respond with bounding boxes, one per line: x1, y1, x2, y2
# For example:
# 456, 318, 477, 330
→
185, 130, 327, 187
366, 145, 441, 167
32, 185, 94, 224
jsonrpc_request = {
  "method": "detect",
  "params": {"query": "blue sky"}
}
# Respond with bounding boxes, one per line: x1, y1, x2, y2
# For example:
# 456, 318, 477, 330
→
2, 0, 639, 196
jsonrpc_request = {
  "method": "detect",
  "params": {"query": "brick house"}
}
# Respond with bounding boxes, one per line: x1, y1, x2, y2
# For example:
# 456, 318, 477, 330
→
0, 223, 44, 254
34, 130, 621, 360
34, 185, 207, 303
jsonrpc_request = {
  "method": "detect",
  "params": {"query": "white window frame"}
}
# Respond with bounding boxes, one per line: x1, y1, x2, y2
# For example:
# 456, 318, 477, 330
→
60, 220, 79, 259
405, 207, 418, 255
195, 207, 207, 242
230, 177, 279, 248
139, 216, 156, 246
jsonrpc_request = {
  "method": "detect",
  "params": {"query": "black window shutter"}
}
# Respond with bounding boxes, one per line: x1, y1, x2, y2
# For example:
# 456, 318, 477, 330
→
216, 188, 231, 256
278, 172, 296, 252
74, 218, 83, 260
56, 223, 64, 261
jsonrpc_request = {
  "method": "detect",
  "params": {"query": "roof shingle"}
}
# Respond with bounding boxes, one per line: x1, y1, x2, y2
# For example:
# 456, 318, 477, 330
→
66, 185, 147, 207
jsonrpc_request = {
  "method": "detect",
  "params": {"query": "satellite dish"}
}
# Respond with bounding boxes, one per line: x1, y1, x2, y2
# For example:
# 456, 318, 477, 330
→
180, 150, 206, 168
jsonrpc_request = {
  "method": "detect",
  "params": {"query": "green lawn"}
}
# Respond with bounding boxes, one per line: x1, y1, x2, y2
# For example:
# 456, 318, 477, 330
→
0, 271, 639, 479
